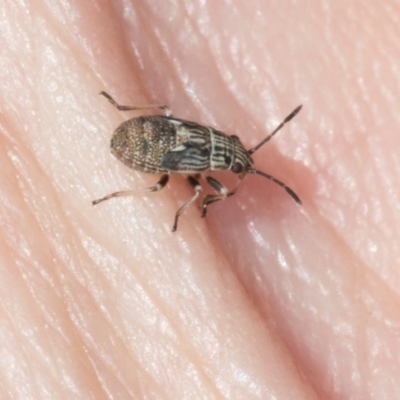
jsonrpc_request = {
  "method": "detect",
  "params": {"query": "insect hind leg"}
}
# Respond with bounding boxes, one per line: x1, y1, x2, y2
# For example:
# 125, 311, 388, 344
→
92, 174, 169, 205
201, 175, 244, 218
99, 91, 172, 116
172, 175, 202, 232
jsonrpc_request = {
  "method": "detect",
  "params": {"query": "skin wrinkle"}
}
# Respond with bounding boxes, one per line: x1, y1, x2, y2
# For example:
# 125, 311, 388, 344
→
1, 1, 400, 399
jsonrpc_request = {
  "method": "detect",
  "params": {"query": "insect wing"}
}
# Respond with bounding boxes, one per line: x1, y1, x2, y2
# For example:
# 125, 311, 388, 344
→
162, 142, 210, 172
160, 118, 211, 172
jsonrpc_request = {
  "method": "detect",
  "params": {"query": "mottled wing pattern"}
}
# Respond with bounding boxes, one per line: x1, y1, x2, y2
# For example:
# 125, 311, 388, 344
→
161, 117, 212, 172
162, 142, 210, 172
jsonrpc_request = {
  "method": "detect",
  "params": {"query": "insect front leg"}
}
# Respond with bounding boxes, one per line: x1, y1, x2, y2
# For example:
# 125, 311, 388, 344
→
201, 175, 244, 218
100, 91, 172, 117
172, 175, 202, 232
92, 174, 169, 205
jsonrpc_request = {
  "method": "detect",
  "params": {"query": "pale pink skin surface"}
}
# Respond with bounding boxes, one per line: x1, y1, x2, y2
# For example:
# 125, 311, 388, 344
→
1, 1, 399, 399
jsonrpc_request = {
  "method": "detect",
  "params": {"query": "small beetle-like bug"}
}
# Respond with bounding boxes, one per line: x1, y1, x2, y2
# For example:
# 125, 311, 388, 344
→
93, 91, 302, 231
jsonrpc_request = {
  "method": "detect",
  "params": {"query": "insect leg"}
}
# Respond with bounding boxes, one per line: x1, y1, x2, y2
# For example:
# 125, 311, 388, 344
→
92, 174, 169, 205
100, 91, 172, 117
201, 175, 244, 217
172, 175, 202, 232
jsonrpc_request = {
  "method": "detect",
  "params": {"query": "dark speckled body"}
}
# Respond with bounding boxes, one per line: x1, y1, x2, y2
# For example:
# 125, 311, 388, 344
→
110, 115, 253, 174
94, 91, 302, 232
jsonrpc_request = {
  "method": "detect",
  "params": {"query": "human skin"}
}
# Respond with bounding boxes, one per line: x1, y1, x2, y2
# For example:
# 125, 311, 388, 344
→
1, 1, 400, 399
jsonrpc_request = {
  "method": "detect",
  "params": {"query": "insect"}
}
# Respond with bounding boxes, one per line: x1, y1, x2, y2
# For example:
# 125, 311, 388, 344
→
93, 91, 302, 231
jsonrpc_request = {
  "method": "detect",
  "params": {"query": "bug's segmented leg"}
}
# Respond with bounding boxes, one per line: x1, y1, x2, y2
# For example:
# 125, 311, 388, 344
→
99, 91, 172, 117
92, 174, 169, 205
201, 175, 244, 218
172, 175, 202, 232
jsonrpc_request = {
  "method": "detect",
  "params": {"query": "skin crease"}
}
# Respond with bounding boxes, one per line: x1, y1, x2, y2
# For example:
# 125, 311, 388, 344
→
1, 0, 400, 399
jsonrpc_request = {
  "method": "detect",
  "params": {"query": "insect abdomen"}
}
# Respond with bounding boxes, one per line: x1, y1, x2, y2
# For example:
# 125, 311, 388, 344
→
111, 116, 177, 174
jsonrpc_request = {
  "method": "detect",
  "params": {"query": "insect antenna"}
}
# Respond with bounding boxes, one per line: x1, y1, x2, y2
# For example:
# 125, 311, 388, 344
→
248, 105, 302, 155
247, 168, 302, 205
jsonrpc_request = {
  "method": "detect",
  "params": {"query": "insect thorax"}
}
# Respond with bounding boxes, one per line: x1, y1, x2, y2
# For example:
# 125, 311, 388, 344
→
168, 120, 254, 172
209, 130, 253, 172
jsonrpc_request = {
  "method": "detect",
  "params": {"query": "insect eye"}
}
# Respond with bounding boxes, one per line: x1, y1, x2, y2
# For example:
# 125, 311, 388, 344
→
231, 162, 243, 173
